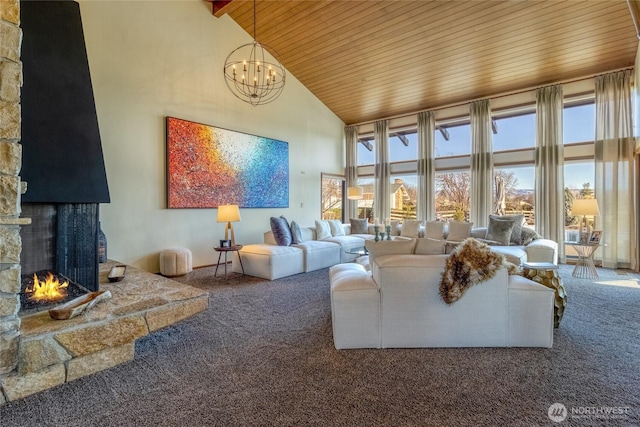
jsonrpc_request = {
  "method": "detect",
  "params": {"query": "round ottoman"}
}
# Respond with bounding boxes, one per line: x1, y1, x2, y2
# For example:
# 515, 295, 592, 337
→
159, 248, 192, 277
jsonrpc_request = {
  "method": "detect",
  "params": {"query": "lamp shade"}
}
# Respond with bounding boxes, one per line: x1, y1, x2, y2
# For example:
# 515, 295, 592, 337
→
347, 186, 364, 200
217, 204, 241, 223
572, 199, 600, 216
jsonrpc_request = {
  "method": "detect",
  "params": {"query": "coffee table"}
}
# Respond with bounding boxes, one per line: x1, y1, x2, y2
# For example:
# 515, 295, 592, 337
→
346, 246, 368, 256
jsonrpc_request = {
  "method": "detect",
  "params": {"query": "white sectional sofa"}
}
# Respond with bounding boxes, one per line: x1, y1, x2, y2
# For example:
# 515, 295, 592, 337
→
232, 217, 558, 280
470, 227, 558, 265
232, 223, 372, 280
330, 251, 555, 349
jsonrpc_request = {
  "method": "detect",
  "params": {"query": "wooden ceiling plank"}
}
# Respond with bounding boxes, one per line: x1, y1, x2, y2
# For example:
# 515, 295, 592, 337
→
301, 9, 635, 95
285, 1, 575, 77
219, 0, 637, 125
290, 1, 629, 79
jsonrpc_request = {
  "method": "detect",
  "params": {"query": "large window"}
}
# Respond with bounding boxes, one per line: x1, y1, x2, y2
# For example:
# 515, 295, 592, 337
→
357, 139, 374, 166
564, 160, 596, 245
434, 123, 472, 221
435, 171, 470, 221
349, 95, 597, 246
389, 131, 418, 163
563, 102, 596, 249
564, 103, 595, 144
390, 174, 417, 220
321, 174, 344, 221
494, 166, 535, 226
435, 122, 470, 158
493, 113, 535, 152
356, 177, 374, 221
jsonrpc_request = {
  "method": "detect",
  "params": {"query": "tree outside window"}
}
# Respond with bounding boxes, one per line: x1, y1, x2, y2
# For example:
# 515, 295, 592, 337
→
321, 175, 344, 220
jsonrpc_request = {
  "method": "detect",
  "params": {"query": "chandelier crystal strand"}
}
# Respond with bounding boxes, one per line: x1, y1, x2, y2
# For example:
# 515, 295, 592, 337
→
223, 0, 286, 106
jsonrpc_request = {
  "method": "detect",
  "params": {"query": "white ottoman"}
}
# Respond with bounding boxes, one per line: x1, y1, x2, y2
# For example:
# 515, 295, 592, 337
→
159, 248, 192, 277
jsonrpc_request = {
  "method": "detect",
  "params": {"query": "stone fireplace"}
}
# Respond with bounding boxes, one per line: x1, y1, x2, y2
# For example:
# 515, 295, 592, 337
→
1, 0, 107, 402
0, 2, 209, 405
0, 0, 26, 398
1, 0, 110, 345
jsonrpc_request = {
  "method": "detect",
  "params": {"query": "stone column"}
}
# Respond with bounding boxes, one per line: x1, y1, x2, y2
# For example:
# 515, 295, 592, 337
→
0, 0, 28, 383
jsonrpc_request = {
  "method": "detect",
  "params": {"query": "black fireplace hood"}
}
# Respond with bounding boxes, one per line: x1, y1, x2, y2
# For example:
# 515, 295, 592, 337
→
20, 0, 110, 203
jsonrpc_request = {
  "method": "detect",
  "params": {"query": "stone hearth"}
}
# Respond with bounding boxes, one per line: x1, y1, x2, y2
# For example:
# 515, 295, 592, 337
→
0, 260, 208, 404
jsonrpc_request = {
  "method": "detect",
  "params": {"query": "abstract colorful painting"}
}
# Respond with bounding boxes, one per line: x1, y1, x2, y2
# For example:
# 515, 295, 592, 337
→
166, 117, 289, 208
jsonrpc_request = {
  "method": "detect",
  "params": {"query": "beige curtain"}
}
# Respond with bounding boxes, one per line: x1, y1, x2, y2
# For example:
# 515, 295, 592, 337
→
345, 125, 359, 219
469, 99, 493, 227
417, 111, 436, 221
374, 120, 390, 222
535, 85, 565, 259
595, 70, 637, 270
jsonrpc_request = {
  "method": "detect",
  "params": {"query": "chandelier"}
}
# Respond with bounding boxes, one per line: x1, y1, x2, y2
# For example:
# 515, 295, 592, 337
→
223, 0, 286, 106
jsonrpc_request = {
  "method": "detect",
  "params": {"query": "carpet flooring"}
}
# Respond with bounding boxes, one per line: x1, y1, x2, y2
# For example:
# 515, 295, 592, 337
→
1, 264, 639, 426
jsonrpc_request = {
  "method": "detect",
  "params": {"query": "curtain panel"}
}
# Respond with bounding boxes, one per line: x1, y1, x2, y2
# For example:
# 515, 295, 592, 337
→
374, 120, 390, 222
345, 125, 359, 219
595, 70, 637, 270
469, 99, 493, 227
535, 85, 565, 259
417, 111, 436, 221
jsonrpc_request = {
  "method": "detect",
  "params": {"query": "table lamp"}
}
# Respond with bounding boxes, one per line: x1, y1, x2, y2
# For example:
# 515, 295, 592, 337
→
571, 199, 600, 243
347, 186, 363, 200
217, 204, 241, 246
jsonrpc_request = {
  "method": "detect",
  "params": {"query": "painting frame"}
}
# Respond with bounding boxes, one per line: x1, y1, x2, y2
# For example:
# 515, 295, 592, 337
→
166, 117, 289, 209
588, 230, 602, 244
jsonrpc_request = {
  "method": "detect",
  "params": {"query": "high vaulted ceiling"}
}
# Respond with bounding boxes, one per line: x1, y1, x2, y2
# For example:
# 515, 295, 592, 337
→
214, 0, 639, 125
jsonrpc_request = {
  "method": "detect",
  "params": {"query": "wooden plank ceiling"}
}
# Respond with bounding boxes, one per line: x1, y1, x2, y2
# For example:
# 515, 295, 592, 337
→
214, 0, 638, 125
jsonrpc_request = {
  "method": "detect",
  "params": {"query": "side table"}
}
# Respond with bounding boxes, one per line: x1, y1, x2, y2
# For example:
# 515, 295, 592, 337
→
521, 262, 566, 328
214, 245, 244, 279
564, 241, 599, 279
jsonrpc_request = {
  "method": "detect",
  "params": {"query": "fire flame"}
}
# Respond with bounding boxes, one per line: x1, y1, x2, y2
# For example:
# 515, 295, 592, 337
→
25, 272, 68, 303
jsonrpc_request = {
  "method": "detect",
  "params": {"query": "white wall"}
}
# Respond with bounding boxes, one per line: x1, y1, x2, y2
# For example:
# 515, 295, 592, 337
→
78, 1, 344, 272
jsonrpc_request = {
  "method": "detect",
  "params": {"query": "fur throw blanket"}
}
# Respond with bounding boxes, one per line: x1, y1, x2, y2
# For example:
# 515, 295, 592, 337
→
439, 238, 519, 305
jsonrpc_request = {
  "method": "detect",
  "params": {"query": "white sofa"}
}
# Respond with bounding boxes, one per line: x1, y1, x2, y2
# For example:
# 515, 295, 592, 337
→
470, 227, 558, 265
330, 253, 555, 349
232, 220, 558, 280
232, 223, 372, 280
352, 221, 559, 266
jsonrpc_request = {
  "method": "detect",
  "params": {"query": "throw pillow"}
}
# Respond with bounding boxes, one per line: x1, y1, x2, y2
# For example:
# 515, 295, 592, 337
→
447, 221, 473, 242
328, 219, 345, 237
520, 227, 541, 246
414, 238, 446, 255
400, 220, 423, 238
485, 217, 516, 246
315, 220, 332, 240
389, 220, 401, 236
270, 216, 293, 246
489, 214, 525, 245
364, 238, 417, 264
290, 220, 303, 244
350, 218, 369, 234
425, 220, 445, 239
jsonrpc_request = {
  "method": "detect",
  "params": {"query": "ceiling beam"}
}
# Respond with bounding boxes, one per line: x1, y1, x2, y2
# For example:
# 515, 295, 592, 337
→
396, 134, 410, 147
210, 0, 235, 18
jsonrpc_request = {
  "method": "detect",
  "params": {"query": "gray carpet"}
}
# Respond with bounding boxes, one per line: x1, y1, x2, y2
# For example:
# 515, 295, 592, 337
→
1, 264, 639, 426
